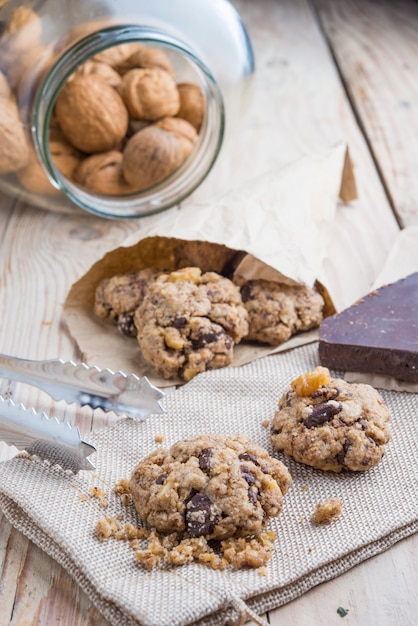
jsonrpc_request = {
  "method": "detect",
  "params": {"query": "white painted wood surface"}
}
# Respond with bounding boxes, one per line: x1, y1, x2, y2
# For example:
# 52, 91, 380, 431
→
314, 0, 418, 228
0, 0, 416, 624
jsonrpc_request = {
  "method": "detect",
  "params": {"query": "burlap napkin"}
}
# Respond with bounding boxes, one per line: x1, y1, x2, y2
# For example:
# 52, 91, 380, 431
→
0, 342, 417, 626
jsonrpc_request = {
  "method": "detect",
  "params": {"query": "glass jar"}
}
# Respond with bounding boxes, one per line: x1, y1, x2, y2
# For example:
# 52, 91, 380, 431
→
0, 0, 254, 219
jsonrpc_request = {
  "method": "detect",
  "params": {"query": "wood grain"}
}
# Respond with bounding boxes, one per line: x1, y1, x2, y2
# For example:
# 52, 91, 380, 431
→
0, 0, 415, 624
314, 0, 418, 228
217, 0, 399, 310
269, 533, 418, 626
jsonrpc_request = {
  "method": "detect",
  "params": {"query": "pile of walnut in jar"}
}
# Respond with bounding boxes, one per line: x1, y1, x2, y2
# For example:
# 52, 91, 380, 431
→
0, 6, 206, 197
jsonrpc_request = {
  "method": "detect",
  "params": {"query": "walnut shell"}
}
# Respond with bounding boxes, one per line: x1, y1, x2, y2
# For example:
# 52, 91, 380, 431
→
176, 83, 205, 132
75, 151, 135, 195
154, 117, 197, 160
6, 43, 47, 92
52, 20, 113, 56
48, 114, 66, 142
50, 139, 83, 181
3, 6, 41, 38
122, 126, 184, 191
128, 119, 151, 137
118, 45, 175, 77
17, 140, 82, 195
17, 147, 58, 195
93, 43, 143, 69
55, 75, 129, 153
0, 98, 30, 173
16, 45, 56, 124
0, 7, 42, 78
118, 68, 180, 121
0, 71, 11, 99
72, 60, 122, 89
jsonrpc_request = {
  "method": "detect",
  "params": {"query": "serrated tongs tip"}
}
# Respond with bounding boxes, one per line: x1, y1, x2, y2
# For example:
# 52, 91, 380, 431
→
0, 397, 96, 473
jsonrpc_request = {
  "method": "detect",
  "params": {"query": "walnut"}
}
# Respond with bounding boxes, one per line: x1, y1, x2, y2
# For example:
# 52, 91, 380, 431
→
154, 117, 197, 160
55, 75, 129, 153
52, 20, 113, 56
93, 43, 143, 69
48, 114, 66, 142
6, 43, 48, 92
122, 126, 184, 191
16, 46, 56, 124
118, 45, 175, 77
176, 83, 205, 132
75, 151, 135, 195
128, 119, 151, 137
72, 60, 122, 89
0, 7, 42, 79
0, 98, 30, 173
50, 139, 83, 180
3, 6, 41, 39
17, 140, 81, 195
17, 147, 58, 195
118, 68, 180, 121
0, 70, 11, 99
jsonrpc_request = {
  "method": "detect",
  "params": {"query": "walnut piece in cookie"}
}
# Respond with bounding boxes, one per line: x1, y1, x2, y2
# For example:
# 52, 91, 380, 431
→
271, 367, 391, 472
129, 433, 291, 541
94, 268, 160, 337
134, 267, 249, 380
234, 278, 325, 346
311, 498, 343, 525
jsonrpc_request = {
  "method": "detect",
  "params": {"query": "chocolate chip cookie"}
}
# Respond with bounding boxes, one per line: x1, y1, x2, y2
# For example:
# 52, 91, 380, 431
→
271, 367, 391, 472
234, 278, 324, 346
134, 267, 249, 380
94, 268, 159, 336
129, 433, 292, 540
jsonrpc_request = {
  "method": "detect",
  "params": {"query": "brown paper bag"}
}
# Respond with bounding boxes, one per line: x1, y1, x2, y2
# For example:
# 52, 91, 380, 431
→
64, 143, 356, 387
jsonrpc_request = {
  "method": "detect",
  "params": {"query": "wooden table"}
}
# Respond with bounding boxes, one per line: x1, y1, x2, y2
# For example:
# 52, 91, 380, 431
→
0, 1, 417, 624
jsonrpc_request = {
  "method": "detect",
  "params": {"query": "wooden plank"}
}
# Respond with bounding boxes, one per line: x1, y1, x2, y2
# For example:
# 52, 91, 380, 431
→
269, 533, 418, 626
0, 0, 406, 624
0, 517, 109, 626
222, 0, 399, 310
314, 0, 418, 227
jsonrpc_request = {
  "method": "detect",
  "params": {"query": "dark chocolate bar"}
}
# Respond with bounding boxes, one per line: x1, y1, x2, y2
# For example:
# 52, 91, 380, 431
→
319, 272, 418, 382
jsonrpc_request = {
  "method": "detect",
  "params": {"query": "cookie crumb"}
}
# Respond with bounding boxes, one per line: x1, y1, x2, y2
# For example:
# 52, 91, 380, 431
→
311, 498, 343, 525
301, 485, 308, 492
154, 434, 165, 444
221, 531, 277, 569
96, 516, 121, 541
98, 518, 277, 571
114, 478, 130, 493
262, 419, 270, 428
89, 486, 108, 508
78, 493, 89, 502
114, 479, 132, 505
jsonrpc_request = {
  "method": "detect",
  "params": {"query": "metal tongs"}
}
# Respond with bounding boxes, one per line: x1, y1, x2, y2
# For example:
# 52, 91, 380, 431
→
0, 353, 165, 473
